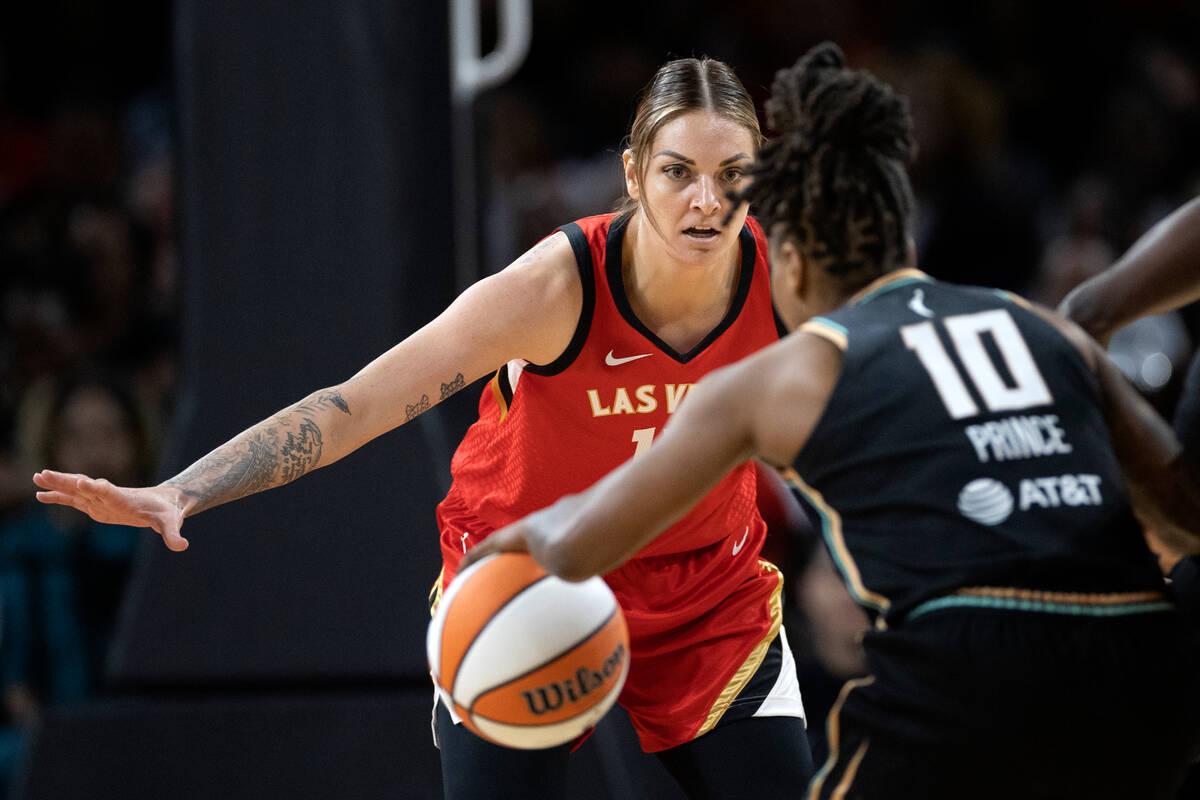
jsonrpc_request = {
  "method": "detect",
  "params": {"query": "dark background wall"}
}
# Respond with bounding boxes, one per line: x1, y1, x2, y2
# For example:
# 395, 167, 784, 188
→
114, 0, 454, 686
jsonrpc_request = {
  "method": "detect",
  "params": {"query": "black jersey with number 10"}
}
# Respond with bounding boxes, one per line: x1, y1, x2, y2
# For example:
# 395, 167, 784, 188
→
788, 269, 1168, 628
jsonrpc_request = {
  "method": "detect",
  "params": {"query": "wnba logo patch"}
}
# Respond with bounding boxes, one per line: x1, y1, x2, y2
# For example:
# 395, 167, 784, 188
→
957, 478, 1014, 525
522, 643, 627, 715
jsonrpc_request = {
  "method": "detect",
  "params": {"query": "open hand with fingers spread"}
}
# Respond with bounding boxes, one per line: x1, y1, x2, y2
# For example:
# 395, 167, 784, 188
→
32, 470, 191, 552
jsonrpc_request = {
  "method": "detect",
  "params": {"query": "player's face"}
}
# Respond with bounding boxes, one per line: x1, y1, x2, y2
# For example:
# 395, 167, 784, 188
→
626, 110, 755, 264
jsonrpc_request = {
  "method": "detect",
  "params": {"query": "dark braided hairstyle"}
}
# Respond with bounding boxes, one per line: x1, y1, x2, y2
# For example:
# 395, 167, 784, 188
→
735, 42, 916, 289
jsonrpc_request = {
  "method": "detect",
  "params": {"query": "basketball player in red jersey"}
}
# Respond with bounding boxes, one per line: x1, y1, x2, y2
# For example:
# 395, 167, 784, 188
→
33, 58, 813, 798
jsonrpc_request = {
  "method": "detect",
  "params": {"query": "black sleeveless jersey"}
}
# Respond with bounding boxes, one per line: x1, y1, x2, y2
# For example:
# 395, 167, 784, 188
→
788, 269, 1167, 627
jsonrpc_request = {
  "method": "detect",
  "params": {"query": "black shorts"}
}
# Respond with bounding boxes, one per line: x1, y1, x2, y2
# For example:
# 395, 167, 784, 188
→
435, 633, 813, 799
808, 606, 1200, 800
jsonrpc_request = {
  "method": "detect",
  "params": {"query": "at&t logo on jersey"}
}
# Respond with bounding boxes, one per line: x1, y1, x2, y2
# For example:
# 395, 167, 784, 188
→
957, 478, 1014, 525
957, 473, 1104, 526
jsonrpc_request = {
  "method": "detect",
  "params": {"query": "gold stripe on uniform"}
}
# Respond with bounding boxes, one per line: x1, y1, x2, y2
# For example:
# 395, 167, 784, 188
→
694, 561, 784, 738
489, 371, 510, 423
955, 586, 1166, 606
428, 567, 445, 618
995, 289, 1036, 311
831, 739, 870, 800
806, 676, 875, 800
783, 469, 891, 619
800, 319, 848, 351
847, 267, 929, 305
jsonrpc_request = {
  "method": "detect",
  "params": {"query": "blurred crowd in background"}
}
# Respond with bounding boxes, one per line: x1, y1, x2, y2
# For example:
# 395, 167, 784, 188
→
0, 0, 1197, 794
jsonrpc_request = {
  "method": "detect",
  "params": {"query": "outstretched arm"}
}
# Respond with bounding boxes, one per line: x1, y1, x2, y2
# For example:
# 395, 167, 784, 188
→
1058, 196, 1200, 344
34, 233, 582, 550
462, 332, 841, 580
34, 387, 360, 551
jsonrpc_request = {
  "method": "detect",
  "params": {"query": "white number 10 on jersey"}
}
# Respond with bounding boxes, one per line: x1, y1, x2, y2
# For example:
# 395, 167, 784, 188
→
900, 309, 1053, 420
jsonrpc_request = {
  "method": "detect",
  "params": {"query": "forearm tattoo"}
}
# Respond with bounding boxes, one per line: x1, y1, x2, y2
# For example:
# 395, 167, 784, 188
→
440, 373, 465, 400
405, 394, 431, 421
295, 389, 351, 416
164, 388, 351, 514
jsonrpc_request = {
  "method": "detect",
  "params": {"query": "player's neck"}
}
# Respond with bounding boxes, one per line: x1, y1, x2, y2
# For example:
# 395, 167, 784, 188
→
621, 215, 740, 328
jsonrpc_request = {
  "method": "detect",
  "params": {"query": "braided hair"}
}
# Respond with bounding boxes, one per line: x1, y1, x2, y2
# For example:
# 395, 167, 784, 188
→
735, 42, 916, 289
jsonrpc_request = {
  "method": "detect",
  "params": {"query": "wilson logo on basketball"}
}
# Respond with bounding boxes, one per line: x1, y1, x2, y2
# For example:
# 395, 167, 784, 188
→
521, 642, 627, 715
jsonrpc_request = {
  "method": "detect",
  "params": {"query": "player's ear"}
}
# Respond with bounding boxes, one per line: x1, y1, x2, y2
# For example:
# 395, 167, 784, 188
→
772, 236, 805, 300
622, 149, 640, 202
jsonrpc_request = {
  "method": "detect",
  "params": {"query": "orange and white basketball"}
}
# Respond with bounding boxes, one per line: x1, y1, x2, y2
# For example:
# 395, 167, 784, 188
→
427, 552, 629, 749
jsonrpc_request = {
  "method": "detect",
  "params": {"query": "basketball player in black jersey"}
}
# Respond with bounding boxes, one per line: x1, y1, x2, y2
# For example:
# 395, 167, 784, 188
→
465, 42, 1200, 799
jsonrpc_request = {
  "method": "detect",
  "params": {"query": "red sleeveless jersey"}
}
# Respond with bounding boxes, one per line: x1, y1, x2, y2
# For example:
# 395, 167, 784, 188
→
435, 212, 786, 751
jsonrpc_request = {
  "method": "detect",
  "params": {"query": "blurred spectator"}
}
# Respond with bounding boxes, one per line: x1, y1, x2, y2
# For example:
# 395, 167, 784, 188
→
0, 369, 156, 788
1031, 174, 1118, 308
0, 98, 178, 424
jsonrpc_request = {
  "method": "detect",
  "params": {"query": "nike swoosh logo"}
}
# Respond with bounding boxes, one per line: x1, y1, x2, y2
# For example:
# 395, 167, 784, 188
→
605, 350, 653, 366
731, 526, 749, 556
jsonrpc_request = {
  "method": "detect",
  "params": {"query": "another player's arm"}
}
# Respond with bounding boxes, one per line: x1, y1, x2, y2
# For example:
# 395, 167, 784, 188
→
33, 234, 582, 549
1091, 346, 1200, 554
464, 332, 841, 580
1035, 306, 1200, 554
1059, 196, 1200, 344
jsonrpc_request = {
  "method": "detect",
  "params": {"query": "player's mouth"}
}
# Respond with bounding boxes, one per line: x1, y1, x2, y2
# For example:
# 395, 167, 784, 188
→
683, 226, 720, 241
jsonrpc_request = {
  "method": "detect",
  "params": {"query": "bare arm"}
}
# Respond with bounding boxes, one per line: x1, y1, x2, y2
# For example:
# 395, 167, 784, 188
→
1091, 345, 1200, 555
34, 233, 582, 548
1033, 305, 1200, 554
1059, 196, 1200, 344
462, 332, 842, 580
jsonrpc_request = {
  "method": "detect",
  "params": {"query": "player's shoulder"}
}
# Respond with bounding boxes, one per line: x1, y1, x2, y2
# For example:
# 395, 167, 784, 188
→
495, 228, 583, 298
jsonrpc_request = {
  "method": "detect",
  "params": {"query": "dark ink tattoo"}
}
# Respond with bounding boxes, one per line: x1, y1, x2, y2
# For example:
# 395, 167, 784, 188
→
167, 426, 288, 514
405, 394, 431, 421
295, 389, 351, 416
440, 373, 466, 401
514, 235, 556, 266
164, 402, 332, 514
279, 418, 323, 483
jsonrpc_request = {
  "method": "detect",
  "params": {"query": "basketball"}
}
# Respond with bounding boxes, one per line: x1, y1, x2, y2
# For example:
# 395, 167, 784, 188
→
427, 552, 630, 750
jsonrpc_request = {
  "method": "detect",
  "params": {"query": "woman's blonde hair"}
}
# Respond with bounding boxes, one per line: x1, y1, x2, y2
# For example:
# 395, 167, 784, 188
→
617, 57, 762, 215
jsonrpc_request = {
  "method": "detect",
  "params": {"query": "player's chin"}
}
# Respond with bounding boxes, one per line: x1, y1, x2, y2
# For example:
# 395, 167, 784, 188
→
676, 231, 732, 259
